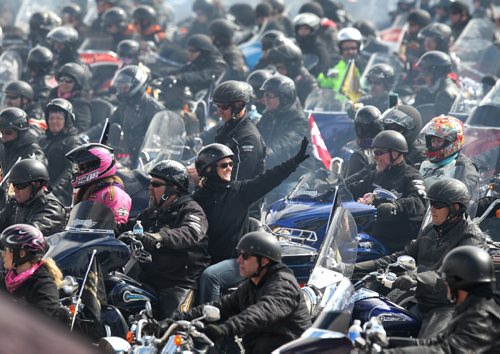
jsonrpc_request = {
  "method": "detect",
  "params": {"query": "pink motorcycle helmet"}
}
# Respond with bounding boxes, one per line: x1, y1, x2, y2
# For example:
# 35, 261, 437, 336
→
65, 143, 116, 188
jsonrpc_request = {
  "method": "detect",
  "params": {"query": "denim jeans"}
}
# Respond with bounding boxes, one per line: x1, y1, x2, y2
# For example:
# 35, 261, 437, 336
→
197, 259, 244, 304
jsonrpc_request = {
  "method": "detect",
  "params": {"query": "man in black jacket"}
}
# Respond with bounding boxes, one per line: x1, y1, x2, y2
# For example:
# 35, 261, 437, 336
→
347, 131, 427, 253
0, 159, 65, 236
118, 160, 209, 319
355, 179, 486, 338
170, 231, 311, 354
385, 246, 500, 352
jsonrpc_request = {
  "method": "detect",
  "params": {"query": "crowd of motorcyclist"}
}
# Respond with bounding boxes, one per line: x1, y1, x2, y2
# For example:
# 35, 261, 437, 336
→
0, 0, 498, 352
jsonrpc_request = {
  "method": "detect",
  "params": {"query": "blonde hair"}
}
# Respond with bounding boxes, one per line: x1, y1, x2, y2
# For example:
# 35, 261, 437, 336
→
43, 257, 64, 288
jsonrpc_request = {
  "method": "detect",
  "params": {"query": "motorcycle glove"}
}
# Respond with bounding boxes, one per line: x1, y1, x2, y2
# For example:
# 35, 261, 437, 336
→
376, 203, 398, 220
294, 137, 310, 165
203, 324, 227, 342
141, 232, 164, 250
393, 274, 417, 291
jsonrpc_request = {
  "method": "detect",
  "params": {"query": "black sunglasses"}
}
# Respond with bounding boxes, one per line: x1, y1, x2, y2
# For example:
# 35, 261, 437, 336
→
13, 181, 31, 190
216, 161, 234, 169
373, 149, 389, 157
238, 251, 254, 260
149, 181, 167, 188
430, 200, 448, 209
215, 103, 231, 111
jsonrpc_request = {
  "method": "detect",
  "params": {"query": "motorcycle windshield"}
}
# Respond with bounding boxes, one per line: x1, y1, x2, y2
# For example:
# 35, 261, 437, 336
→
0, 50, 22, 99
137, 110, 186, 172
463, 124, 500, 180
66, 201, 117, 231
451, 19, 500, 81
288, 169, 354, 204
360, 52, 403, 92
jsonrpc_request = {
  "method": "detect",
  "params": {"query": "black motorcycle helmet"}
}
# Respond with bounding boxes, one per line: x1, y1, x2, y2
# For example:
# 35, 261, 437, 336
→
0, 107, 30, 131
237, 231, 282, 263
407, 9, 432, 28
381, 105, 422, 145
27, 45, 54, 76
29, 11, 62, 45
4, 81, 34, 101
150, 159, 189, 192
9, 158, 49, 185
111, 65, 149, 101
0, 224, 47, 267
56, 62, 88, 90
260, 74, 297, 109
195, 143, 234, 177
418, 23, 452, 52
293, 12, 321, 33
61, 3, 83, 23
133, 5, 158, 31
354, 106, 383, 141
299, 2, 325, 18
102, 7, 129, 32
187, 34, 216, 54
426, 177, 470, 211
371, 130, 408, 153
193, 0, 217, 18
117, 39, 141, 64
229, 3, 256, 27
261, 30, 284, 52
247, 69, 274, 99
439, 245, 495, 293
416, 50, 452, 79
212, 80, 253, 118
208, 19, 235, 47
366, 64, 395, 89
45, 98, 75, 128
46, 26, 79, 64
267, 39, 303, 78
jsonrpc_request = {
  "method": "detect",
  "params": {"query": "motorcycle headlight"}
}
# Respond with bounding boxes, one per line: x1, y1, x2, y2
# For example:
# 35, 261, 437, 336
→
302, 286, 322, 316
61, 276, 79, 295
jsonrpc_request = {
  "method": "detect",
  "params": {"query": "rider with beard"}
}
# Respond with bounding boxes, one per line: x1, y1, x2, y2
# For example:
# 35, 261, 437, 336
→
45, 26, 83, 71
386, 246, 500, 352
293, 12, 331, 77
48, 62, 92, 133
101, 7, 135, 50
420, 115, 479, 199
344, 106, 383, 178
0, 159, 65, 236
117, 160, 209, 318
357, 63, 396, 113
208, 19, 249, 82
413, 50, 459, 117
246, 69, 274, 116
193, 139, 310, 304
163, 34, 226, 96
355, 179, 487, 339
347, 131, 427, 253
0, 108, 46, 173
66, 143, 131, 224
381, 104, 426, 168
26, 46, 57, 108
266, 38, 318, 106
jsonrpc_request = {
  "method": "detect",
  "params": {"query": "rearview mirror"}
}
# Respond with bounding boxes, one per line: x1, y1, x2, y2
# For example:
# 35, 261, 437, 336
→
397, 255, 416, 271
203, 305, 220, 322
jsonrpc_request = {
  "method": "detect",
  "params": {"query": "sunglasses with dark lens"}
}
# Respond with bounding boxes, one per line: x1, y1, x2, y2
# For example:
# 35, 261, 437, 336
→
238, 251, 253, 260
5, 95, 20, 100
149, 181, 167, 188
59, 77, 74, 84
217, 161, 234, 169
215, 103, 231, 111
373, 149, 389, 157
13, 181, 31, 190
430, 200, 449, 209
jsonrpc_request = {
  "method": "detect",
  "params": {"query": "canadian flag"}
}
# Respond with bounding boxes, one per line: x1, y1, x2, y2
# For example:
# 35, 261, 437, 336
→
309, 112, 332, 169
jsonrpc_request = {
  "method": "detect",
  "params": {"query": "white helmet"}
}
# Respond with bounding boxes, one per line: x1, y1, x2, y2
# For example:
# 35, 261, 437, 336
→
337, 27, 363, 50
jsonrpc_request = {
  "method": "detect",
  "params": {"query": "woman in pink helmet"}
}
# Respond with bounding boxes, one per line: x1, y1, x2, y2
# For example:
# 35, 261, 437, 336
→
0, 224, 63, 318
65, 143, 131, 223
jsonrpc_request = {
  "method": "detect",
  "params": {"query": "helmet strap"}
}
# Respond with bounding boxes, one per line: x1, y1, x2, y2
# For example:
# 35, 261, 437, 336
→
230, 103, 246, 120
158, 186, 178, 208
251, 256, 271, 278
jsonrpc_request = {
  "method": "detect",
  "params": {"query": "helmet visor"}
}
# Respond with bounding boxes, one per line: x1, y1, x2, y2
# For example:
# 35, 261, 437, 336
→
112, 74, 135, 95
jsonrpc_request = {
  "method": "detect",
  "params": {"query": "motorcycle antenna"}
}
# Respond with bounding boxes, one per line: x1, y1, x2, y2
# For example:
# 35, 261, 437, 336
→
99, 118, 110, 145
0, 156, 21, 189
71, 249, 97, 332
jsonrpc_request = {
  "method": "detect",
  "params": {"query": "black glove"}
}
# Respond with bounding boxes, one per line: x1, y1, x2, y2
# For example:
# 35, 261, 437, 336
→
294, 137, 310, 165
376, 203, 398, 220
354, 260, 378, 274
203, 324, 227, 342
393, 274, 417, 291
141, 232, 163, 250
118, 231, 135, 245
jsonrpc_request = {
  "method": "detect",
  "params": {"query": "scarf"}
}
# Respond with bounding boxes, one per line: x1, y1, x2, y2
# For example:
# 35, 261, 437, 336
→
5, 261, 44, 294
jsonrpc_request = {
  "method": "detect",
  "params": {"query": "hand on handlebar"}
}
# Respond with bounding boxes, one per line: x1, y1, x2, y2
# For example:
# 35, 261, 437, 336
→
203, 324, 227, 342
393, 274, 417, 291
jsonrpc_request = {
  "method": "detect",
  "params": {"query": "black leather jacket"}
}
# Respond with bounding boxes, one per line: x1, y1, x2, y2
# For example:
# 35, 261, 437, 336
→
178, 262, 311, 354
0, 189, 66, 236
0, 130, 47, 173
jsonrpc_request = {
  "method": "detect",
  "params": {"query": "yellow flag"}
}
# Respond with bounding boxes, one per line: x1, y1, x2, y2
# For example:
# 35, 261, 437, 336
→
339, 59, 362, 103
